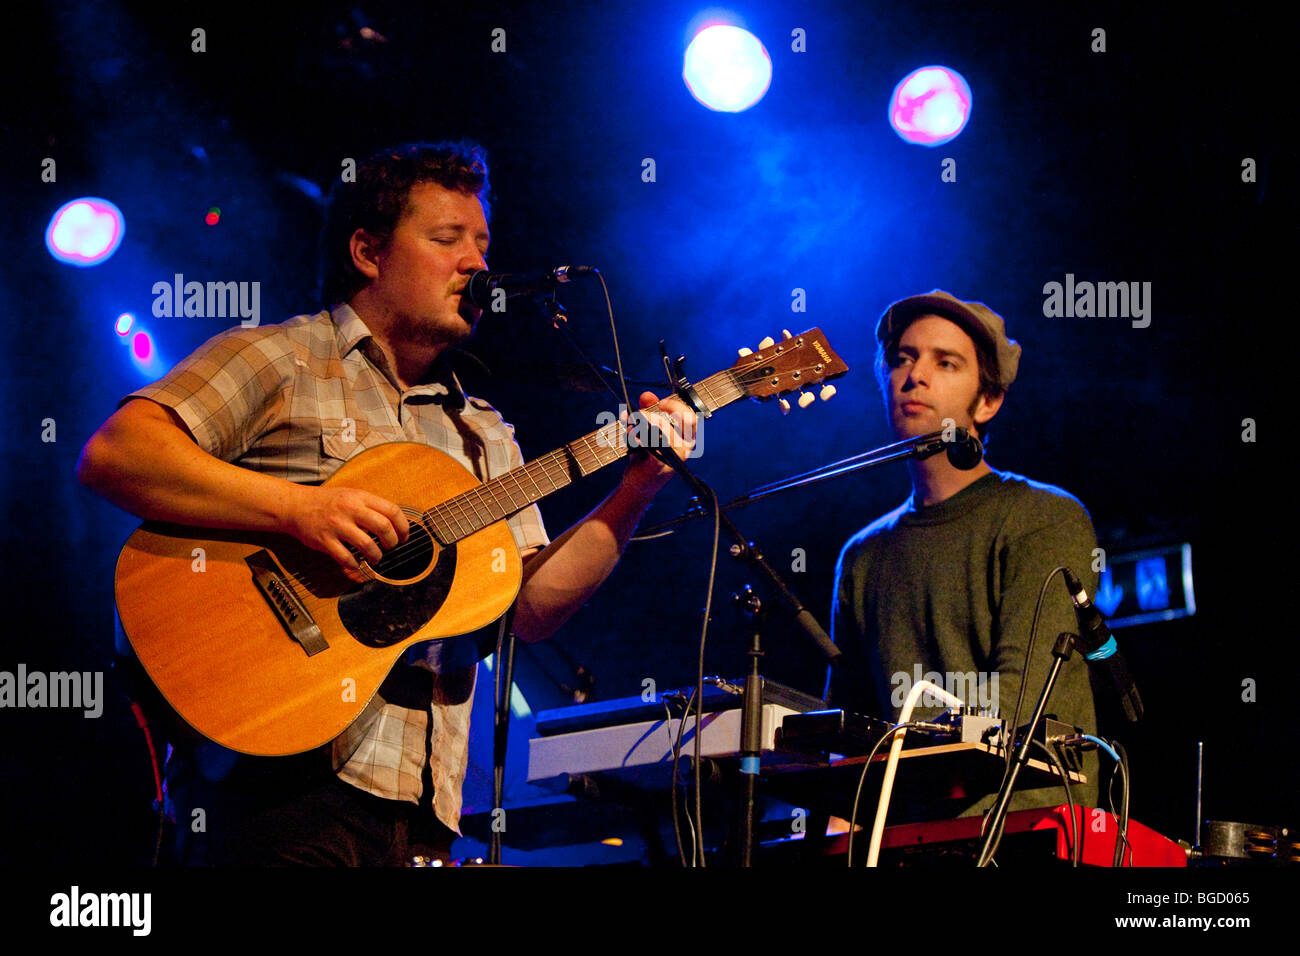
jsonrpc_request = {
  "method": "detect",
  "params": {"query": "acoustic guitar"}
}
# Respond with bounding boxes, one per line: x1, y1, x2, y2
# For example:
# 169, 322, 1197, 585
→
114, 330, 847, 755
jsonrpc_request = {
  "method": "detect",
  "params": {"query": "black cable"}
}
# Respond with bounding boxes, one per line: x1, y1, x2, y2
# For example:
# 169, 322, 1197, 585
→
555, 269, 713, 864
1033, 740, 1078, 866
845, 722, 916, 867
489, 614, 510, 866
689, 486, 722, 867
979, 566, 1072, 866
1107, 751, 1124, 865
979, 738, 1077, 868
1004, 566, 1071, 774
978, 743, 1055, 867
665, 696, 687, 868
584, 270, 715, 865
593, 272, 635, 432
541, 269, 634, 418
665, 689, 697, 867
545, 265, 703, 863
1111, 740, 1133, 866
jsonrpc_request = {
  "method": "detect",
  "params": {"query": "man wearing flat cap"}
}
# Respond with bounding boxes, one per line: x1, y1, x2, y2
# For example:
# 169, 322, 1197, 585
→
829, 290, 1100, 818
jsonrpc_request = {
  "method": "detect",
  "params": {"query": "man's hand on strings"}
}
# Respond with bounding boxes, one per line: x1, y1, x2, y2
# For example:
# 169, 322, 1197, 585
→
285, 485, 411, 574
620, 391, 698, 499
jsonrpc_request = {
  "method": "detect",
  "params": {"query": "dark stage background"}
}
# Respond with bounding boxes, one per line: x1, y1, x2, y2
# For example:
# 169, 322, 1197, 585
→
1, 0, 1291, 867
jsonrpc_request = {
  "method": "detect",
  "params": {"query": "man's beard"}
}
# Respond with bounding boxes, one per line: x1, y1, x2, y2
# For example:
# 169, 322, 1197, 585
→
391, 307, 473, 350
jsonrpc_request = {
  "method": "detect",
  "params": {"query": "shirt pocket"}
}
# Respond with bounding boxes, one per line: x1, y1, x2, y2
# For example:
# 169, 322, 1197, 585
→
319, 419, 405, 472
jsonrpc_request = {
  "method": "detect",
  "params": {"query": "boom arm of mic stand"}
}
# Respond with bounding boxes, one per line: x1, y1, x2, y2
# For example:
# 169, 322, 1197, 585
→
636, 425, 841, 666
636, 428, 956, 537
738, 430, 952, 502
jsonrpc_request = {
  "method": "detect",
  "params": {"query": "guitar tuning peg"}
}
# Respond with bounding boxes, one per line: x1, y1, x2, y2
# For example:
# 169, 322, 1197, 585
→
737, 347, 753, 357
778, 398, 791, 415
798, 391, 815, 409
782, 329, 792, 339
757, 336, 775, 350
820, 384, 837, 401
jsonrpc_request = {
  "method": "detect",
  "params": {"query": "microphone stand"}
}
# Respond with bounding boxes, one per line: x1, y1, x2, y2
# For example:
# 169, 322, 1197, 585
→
629, 420, 837, 865
974, 630, 1079, 867
733, 584, 772, 868
631, 424, 983, 865
510, 295, 980, 862
638, 428, 981, 537
484, 286, 607, 868
489, 607, 517, 866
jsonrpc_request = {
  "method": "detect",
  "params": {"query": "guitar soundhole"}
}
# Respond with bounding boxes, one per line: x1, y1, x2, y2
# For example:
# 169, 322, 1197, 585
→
373, 519, 436, 581
338, 539, 458, 649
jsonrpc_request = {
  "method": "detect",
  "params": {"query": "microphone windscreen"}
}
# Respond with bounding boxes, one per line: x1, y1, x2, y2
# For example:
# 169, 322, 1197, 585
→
945, 430, 984, 469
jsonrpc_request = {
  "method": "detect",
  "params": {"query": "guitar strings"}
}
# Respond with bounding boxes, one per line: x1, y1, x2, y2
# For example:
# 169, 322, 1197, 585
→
280, 376, 712, 590
278, 358, 825, 592
278, 392, 680, 591
276, 389, 697, 592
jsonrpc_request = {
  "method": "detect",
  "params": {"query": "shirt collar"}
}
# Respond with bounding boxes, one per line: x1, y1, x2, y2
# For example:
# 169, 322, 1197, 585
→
329, 302, 467, 409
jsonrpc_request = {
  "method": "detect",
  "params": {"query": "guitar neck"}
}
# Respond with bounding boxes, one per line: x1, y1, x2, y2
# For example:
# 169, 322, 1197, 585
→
423, 368, 744, 544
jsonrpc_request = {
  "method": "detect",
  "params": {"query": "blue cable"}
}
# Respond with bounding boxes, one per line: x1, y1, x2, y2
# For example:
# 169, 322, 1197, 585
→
1082, 734, 1120, 764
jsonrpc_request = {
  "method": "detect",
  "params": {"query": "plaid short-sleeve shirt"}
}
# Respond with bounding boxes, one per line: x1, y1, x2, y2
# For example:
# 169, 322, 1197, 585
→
125, 303, 548, 833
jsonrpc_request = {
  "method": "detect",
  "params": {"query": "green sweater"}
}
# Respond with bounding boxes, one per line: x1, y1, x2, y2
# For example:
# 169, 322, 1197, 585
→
831, 468, 1101, 817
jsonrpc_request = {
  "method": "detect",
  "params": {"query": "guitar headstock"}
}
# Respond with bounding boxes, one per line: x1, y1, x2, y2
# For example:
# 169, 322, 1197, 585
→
731, 328, 849, 413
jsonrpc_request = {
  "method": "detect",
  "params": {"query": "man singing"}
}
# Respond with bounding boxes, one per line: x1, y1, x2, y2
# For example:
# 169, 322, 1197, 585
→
77, 141, 696, 864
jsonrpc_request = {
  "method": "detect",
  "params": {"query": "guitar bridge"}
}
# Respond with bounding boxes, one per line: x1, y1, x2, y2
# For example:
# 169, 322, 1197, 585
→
246, 550, 328, 656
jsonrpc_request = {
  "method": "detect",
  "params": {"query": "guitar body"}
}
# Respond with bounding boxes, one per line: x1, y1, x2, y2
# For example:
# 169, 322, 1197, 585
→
114, 442, 523, 756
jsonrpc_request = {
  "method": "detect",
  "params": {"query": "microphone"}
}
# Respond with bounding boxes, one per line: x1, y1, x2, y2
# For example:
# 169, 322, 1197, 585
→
914, 427, 984, 469
1061, 567, 1144, 722
945, 428, 984, 470
465, 265, 596, 310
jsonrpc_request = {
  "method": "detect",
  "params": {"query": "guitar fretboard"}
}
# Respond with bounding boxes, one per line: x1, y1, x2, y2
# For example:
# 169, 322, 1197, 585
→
423, 369, 744, 544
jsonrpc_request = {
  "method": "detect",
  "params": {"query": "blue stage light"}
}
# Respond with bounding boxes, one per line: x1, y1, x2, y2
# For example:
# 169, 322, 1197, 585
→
115, 313, 134, 336
45, 197, 126, 266
683, 24, 772, 113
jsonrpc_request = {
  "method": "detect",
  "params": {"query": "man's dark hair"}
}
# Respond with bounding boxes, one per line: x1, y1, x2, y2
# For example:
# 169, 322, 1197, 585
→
874, 318, 1007, 441
319, 140, 491, 307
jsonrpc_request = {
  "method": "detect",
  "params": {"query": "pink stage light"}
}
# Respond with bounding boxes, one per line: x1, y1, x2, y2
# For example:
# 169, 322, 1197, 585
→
889, 66, 973, 147
45, 197, 125, 266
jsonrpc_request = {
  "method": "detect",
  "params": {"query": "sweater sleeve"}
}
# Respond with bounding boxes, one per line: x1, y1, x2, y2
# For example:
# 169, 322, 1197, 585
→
988, 490, 1101, 808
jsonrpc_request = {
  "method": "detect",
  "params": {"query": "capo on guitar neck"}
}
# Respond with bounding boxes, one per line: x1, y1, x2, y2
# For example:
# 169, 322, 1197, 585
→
659, 340, 710, 418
